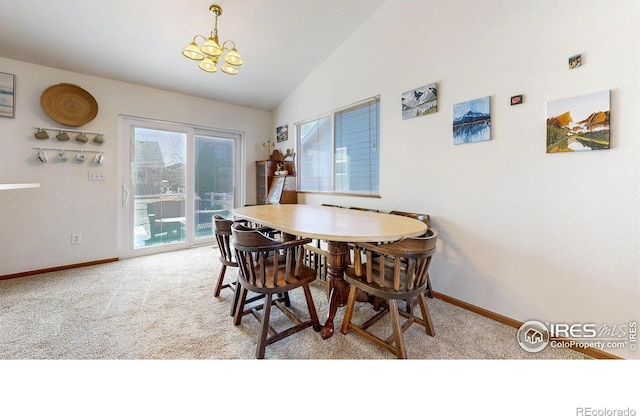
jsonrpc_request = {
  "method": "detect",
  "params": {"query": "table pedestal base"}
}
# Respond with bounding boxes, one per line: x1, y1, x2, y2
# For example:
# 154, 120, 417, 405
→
320, 241, 351, 339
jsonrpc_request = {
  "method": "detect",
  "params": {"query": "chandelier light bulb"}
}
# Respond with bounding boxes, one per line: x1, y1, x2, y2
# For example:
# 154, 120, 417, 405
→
201, 35, 223, 56
224, 48, 243, 66
221, 63, 239, 75
182, 41, 204, 60
199, 57, 218, 72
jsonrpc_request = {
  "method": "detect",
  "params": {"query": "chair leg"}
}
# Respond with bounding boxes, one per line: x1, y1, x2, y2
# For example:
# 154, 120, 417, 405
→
405, 298, 413, 314
233, 285, 248, 325
340, 285, 359, 335
417, 293, 435, 336
302, 284, 321, 331
214, 265, 227, 297
282, 291, 291, 307
230, 278, 242, 316
425, 273, 433, 298
388, 299, 407, 359
256, 293, 273, 359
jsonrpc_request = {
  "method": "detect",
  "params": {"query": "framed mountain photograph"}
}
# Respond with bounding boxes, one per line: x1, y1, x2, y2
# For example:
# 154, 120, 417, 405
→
452, 96, 491, 145
402, 82, 437, 120
276, 124, 288, 142
546, 90, 610, 153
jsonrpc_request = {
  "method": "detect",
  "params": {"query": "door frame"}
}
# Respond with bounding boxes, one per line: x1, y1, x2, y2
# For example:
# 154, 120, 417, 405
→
117, 115, 244, 259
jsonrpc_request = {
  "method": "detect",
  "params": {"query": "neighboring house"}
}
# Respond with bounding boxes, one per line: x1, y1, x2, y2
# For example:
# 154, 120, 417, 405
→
134, 141, 165, 197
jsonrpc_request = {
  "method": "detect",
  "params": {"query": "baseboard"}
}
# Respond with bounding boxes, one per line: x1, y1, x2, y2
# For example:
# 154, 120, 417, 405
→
432, 291, 623, 360
0, 258, 119, 281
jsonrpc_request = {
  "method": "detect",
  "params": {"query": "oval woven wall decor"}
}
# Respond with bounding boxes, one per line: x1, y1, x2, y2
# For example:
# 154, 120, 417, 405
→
40, 83, 98, 127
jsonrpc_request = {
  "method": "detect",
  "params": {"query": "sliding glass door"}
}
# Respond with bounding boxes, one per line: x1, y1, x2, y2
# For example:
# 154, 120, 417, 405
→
132, 128, 187, 249
194, 135, 236, 238
119, 117, 241, 258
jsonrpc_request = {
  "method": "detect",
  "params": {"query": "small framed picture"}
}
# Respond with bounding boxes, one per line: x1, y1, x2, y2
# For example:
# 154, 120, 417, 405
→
0, 72, 15, 118
568, 54, 582, 69
276, 124, 288, 142
510, 95, 523, 106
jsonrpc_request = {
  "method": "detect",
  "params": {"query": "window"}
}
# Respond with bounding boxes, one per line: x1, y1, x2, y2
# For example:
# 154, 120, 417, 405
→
335, 147, 347, 176
296, 96, 380, 195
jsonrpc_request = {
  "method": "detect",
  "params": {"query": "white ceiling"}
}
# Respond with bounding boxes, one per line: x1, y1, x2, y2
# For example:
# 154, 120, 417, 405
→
0, 0, 386, 111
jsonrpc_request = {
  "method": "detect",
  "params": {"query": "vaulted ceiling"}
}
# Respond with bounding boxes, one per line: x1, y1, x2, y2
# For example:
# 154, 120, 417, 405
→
0, 0, 386, 111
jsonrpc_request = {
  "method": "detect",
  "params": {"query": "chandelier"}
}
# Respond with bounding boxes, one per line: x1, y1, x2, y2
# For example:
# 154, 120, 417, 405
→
182, 4, 243, 75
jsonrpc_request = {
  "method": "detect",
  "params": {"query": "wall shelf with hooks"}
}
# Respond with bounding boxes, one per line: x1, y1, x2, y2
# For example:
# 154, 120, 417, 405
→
31, 146, 104, 154
32, 147, 105, 163
33, 126, 103, 135
33, 126, 105, 143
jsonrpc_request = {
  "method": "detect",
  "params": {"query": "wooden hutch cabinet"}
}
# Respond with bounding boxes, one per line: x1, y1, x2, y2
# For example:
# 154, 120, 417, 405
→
256, 150, 297, 204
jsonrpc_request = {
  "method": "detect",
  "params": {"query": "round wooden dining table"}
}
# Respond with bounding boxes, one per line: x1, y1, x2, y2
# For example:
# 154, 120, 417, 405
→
232, 204, 428, 339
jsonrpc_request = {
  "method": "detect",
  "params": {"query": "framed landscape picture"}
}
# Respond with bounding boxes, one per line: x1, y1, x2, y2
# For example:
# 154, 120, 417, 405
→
402, 82, 437, 120
546, 90, 610, 153
276, 124, 288, 142
0, 72, 15, 118
568, 54, 582, 69
452, 96, 491, 144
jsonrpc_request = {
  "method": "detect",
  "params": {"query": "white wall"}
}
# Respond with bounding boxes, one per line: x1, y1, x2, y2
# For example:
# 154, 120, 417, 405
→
273, 0, 640, 359
0, 57, 271, 275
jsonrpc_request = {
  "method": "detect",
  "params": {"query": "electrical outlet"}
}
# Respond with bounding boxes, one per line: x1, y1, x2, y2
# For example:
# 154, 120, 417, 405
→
71, 234, 82, 245
89, 172, 105, 181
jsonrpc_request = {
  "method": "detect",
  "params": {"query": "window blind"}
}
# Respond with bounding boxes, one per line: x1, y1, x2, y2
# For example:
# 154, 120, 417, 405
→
296, 96, 380, 194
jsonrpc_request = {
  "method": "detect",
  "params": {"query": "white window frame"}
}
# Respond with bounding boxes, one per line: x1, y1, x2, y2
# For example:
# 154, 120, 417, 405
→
295, 95, 380, 196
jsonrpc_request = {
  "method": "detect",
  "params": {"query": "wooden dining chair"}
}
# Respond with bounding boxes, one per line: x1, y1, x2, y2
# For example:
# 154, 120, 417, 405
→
213, 215, 238, 299
389, 210, 431, 228
349, 206, 379, 212
389, 210, 434, 298
232, 222, 321, 359
340, 230, 438, 359
213, 215, 275, 316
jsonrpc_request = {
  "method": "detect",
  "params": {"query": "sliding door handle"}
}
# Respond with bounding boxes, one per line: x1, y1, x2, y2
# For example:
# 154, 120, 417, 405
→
122, 183, 129, 207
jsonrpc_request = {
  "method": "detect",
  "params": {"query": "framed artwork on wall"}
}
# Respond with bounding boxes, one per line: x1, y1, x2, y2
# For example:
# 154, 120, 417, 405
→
546, 90, 610, 153
0, 72, 15, 118
452, 96, 491, 144
568, 54, 582, 69
276, 124, 288, 142
510, 95, 523, 105
402, 82, 437, 120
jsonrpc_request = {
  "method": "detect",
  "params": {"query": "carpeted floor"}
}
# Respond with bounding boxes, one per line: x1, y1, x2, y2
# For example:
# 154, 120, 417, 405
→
0, 245, 589, 360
